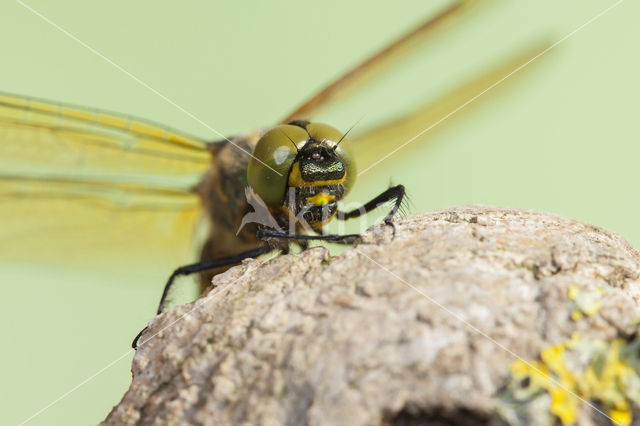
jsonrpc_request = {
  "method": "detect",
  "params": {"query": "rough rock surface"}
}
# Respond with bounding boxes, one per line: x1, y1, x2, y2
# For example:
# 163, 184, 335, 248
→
103, 206, 640, 426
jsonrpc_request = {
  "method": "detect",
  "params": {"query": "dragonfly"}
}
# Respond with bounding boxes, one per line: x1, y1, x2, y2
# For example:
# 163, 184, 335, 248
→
0, 1, 546, 349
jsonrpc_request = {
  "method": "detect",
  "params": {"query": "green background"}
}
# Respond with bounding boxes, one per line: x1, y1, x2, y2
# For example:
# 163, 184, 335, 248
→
1, 0, 638, 424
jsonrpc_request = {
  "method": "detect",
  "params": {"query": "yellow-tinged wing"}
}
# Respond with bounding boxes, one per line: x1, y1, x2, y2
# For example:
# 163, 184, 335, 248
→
280, 0, 479, 123
350, 42, 552, 174
0, 93, 212, 272
277, 0, 551, 182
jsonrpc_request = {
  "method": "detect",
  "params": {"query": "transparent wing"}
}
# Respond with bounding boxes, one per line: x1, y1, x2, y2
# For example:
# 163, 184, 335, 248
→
280, 0, 476, 123
0, 93, 212, 271
350, 42, 552, 174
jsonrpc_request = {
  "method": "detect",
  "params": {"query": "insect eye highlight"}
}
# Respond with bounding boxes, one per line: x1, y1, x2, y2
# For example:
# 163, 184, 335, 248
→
247, 124, 309, 209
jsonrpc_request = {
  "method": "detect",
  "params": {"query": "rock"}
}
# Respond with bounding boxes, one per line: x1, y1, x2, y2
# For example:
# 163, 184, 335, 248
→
103, 206, 640, 426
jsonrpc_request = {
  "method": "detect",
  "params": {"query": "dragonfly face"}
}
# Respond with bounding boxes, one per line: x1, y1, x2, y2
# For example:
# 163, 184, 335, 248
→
247, 121, 356, 231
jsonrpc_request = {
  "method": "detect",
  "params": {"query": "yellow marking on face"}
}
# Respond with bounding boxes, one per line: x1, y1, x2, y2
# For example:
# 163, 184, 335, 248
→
310, 210, 338, 230
306, 192, 335, 206
287, 163, 346, 187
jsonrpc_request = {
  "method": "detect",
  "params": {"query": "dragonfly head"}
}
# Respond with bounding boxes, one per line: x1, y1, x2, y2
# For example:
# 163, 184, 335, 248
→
247, 121, 356, 230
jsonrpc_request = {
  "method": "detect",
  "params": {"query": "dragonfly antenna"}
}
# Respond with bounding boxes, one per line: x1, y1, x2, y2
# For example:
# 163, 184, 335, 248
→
333, 117, 363, 150
279, 128, 300, 153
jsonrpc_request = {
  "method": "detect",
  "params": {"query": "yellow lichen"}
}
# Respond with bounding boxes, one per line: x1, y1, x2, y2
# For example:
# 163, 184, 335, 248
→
549, 386, 579, 425
502, 334, 639, 426
609, 408, 632, 425
568, 284, 606, 321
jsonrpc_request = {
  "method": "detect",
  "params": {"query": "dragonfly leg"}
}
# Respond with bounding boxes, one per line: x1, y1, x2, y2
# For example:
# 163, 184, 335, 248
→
132, 245, 272, 349
257, 228, 362, 245
256, 185, 405, 245
337, 184, 405, 235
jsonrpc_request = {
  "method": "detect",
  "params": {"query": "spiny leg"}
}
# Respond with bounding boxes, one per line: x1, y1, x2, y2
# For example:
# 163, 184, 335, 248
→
132, 245, 272, 349
257, 185, 406, 245
338, 184, 405, 233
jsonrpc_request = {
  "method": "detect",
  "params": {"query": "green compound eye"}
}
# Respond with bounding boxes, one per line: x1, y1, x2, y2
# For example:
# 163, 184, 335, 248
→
306, 122, 357, 196
247, 124, 308, 209
247, 122, 358, 210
